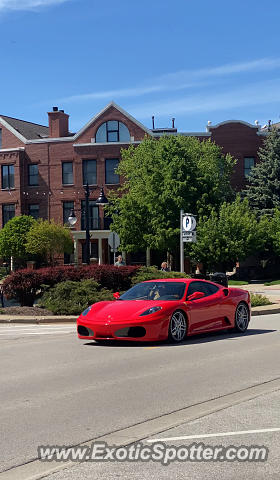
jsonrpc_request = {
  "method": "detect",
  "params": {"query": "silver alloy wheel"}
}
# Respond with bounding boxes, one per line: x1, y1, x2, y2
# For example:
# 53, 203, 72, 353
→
235, 303, 249, 332
169, 311, 187, 342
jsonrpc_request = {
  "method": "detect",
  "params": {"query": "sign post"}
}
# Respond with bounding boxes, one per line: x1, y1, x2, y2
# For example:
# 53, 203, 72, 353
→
108, 232, 120, 263
180, 212, 197, 272
180, 210, 184, 273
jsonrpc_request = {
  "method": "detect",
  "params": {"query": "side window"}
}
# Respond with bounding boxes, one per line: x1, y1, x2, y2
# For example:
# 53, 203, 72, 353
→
204, 282, 219, 296
187, 281, 204, 297
187, 281, 218, 297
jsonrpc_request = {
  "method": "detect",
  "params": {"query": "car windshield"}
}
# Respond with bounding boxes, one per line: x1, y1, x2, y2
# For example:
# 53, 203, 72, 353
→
119, 282, 186, 301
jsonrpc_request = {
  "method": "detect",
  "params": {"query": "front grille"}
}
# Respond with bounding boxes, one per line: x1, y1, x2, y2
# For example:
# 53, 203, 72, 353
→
115, 326, 146, 338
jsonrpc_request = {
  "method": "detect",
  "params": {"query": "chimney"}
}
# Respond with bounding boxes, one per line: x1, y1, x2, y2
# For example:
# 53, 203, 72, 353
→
48, 107, 69, 138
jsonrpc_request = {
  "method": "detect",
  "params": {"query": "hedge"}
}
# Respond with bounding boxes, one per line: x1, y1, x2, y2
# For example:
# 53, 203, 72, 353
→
2, 265, 140, 306
131, 266, 190, 284
39, 279, 114, 315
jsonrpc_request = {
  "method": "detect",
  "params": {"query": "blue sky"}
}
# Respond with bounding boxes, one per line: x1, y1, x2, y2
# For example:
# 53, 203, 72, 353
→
1, 0, 280, 133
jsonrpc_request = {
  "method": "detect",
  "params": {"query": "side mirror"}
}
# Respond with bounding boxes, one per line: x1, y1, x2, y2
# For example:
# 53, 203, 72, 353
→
113, 292, 120, 299
187, 291, 205, 301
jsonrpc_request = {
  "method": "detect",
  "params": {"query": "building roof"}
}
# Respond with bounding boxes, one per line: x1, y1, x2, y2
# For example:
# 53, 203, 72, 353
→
0, 115, 49, 140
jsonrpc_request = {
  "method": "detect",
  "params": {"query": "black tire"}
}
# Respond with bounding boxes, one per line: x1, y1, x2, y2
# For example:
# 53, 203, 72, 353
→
168, 310, 187, 343
234, 302, 250, 333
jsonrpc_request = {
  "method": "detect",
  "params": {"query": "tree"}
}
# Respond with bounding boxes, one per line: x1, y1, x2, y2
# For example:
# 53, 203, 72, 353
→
107, 135, 235, 255
25, 219, 73, 264
0, 215, 36, 262
244, 128, 280, 216
189, 197, 266, 271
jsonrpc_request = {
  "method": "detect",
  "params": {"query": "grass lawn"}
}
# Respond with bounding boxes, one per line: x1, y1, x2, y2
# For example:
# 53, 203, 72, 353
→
228, 280, 249, 286
264, 280, 280, 286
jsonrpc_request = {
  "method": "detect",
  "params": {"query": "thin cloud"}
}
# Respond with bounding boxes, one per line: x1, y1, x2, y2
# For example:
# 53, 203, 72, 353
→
56, 58, 280, 104
127, 79, 280, 120
57, 81, 205, 104
0, 0, 70, 11
159, 58, 280, 83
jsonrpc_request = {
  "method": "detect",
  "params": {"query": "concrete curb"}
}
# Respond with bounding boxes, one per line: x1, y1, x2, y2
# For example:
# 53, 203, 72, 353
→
0, 316, 77, 324
251, 304, 280, 316
0, 305, 279, 324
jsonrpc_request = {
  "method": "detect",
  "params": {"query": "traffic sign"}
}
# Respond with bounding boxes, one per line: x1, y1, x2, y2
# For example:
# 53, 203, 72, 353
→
182, 215, 196, 232
182, 231, 196, 242
108, 232, 120, 251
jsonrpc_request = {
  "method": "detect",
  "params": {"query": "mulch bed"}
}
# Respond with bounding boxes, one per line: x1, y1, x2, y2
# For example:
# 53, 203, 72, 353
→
0, 306, 54, 316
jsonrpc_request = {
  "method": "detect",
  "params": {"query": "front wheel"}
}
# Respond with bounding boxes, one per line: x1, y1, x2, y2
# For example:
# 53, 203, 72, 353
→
234, 302, 250, 333
168, 311, 187, 343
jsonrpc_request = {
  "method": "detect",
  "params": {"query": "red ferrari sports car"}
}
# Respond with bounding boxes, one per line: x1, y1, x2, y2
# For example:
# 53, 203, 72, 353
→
77, 278, 251, 343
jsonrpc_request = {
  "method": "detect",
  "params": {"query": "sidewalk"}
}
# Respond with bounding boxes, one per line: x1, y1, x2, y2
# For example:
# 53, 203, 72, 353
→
238, 283, 280, 303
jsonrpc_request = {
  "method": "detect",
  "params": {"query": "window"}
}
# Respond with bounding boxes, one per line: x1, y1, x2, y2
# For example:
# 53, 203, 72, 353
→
104, 215, 113, 230
82, 242, 98, 263
0, 129, 2, 149
28, 164, 38, 186
119, 282, 186, 301
244, 157, 255, 178
2, 204, 15, 226
64, 252, 74, 264
63, 201, 74, 225
62, 162, 73, 185
28, 204, 39, 219
187, 281, 218, 298
95, 121, 130, 143
82, 159, 96, 185
81, 200, 99, 230
105, 158, 120, 184
1, 165, 14, 189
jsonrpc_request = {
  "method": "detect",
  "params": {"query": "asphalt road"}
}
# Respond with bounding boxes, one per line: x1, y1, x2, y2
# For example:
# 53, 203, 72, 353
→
1, 315, 280, 478
45, 390, 280, 480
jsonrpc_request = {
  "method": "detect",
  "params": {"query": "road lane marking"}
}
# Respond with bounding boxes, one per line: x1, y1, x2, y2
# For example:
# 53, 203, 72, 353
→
147, 427, 280, 442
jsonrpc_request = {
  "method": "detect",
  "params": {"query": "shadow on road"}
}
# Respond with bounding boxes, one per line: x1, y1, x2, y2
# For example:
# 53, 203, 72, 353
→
83, 328, 276, 348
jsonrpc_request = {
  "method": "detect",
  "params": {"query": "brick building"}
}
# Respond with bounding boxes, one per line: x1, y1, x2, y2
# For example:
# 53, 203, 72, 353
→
0, 102, 266, 265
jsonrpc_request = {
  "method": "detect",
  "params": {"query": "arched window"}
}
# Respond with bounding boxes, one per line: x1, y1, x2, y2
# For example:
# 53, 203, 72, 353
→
95, 121, 130, 143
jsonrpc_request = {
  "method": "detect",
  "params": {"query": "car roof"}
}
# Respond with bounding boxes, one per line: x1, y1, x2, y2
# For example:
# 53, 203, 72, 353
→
143, 278, 215, 284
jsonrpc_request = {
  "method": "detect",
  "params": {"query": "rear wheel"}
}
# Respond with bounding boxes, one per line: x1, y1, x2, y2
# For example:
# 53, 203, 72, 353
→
234, 302, 250, 333
168, 310, 187, 343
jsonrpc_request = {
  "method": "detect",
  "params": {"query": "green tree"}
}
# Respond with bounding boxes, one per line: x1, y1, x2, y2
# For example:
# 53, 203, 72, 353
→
268, 209, 280, 256
25, 219, 73, 264
189, 197, 265, 271
0, 215, 36, 262
244, 128, 280, 215
107, 135, 235, 255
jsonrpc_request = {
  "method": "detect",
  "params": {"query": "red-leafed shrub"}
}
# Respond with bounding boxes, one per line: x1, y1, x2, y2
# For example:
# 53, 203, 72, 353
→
2, 265, 140, 306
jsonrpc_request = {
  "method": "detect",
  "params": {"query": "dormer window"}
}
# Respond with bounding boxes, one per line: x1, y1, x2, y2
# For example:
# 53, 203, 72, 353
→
95, 121, 130, 143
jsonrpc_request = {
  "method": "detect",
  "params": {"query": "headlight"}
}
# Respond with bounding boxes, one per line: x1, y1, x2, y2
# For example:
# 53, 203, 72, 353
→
81, 306, 92, 316
140, 306, 162, 316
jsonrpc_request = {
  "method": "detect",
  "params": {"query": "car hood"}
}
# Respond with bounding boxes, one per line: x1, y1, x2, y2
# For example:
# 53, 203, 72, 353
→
82, 300, 169, 323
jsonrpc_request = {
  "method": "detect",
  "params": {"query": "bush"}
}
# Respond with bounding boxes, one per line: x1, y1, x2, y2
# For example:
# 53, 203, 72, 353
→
39, 279, 114, 315
250, 293, 272, 307
2, 265, 140, 306
131, 266, 189, 285
80, 265, 140, 290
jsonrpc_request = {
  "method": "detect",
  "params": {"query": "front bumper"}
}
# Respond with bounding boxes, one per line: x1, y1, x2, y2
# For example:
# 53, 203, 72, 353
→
77, 314, 169, 342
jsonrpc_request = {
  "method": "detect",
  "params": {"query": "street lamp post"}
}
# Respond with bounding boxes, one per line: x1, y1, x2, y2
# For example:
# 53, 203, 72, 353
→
68, 185, 108, 265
